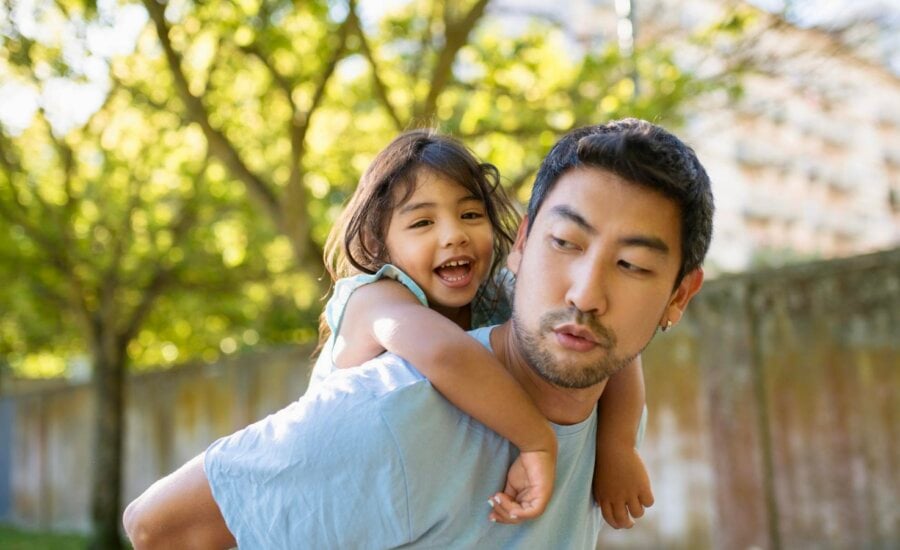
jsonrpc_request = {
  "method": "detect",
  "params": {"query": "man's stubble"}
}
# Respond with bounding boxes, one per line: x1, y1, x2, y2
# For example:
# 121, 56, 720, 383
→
511, 306, 642, 389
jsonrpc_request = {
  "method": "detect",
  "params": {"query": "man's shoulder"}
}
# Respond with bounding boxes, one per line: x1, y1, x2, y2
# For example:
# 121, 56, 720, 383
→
309, 351, 428, 403
310, 325, 494, 405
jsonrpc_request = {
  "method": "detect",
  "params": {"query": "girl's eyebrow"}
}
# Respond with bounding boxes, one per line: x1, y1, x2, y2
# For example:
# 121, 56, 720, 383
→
398, 195, 482, 214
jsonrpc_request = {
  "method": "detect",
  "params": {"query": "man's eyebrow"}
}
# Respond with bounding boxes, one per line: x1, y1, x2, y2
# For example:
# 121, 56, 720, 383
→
619, 236, 670, 255
399, 195, 481, 214
550, 204, 670, 254
548, 205, 596, 234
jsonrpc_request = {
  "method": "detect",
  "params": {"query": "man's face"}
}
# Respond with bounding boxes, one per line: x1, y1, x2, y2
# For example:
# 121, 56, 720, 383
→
508, 167, 700, 389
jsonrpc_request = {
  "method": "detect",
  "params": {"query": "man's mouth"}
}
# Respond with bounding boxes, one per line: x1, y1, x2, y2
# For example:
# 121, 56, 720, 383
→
544, 313, 615, 352
553, 330, 599, 352
551, 323, 602, 352
553, 324, 599, 344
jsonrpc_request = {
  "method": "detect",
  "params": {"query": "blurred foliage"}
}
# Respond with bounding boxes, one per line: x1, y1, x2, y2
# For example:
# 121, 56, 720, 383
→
0, 79, 312, 376
0, 0, 744, 378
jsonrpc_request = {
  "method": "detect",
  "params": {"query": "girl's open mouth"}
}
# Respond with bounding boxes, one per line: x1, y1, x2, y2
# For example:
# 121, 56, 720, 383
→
435, 259, 473, 285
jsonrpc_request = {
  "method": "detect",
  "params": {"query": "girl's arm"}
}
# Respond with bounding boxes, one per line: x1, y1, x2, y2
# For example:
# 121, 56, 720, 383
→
337, 279, 557, 520
593, 356, 655, 529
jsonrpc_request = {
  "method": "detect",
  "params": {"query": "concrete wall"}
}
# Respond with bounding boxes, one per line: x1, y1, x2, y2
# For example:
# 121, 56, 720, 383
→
1, 249, 898, 548
602, 248, 900, 549
1, 347, 313, 534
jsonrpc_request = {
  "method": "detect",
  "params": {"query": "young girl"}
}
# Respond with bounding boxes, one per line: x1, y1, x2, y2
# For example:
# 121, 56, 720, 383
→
311, 129, 653, 527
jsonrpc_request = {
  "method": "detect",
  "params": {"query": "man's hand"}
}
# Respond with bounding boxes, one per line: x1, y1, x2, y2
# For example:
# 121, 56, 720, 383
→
593, 443, 654, 529
487, 449, 556, 524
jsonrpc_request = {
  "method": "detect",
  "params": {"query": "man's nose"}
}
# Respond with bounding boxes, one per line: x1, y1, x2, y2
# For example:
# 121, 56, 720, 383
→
440, 220, 470, 247
564, 259, 609, 315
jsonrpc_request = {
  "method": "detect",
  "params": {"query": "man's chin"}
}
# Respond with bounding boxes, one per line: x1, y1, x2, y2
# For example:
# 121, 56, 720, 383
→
539, 351, 633, 389
532, 359, 611, 389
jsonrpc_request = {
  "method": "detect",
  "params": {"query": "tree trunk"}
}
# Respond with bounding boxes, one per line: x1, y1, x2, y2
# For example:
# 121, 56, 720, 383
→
88, 333, 126, 550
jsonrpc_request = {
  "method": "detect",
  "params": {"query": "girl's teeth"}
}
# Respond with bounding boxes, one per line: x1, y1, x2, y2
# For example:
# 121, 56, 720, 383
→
441, 260, 469, 268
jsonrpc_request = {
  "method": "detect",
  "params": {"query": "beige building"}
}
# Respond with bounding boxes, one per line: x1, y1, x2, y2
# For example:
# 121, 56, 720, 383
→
559, 0, 900, 272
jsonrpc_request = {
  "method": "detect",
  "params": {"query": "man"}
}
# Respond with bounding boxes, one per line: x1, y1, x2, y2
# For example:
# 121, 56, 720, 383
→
123, 118, 713, 549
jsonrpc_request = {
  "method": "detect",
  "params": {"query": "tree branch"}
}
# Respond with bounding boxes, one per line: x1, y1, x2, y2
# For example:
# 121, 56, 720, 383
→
0, 134, 72, 275
411, 0, 437, 83
0, 118, 98, 321
348, 2, 404, 131
0, 247, 71, 310
295, 11, 353, 149
0, 190, 93, 315
140, 0, 281, 221
240, 41, 297, 107
416, 0, 492, 122
279, 10, 352, 268
119, 191, 199, 344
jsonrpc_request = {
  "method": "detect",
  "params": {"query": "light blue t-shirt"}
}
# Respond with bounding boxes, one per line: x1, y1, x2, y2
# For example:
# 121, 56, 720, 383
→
205, 326, 602, 549
310, 263, 514, 388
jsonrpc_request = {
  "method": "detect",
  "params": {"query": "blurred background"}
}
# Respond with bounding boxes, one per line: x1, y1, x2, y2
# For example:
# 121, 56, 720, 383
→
0, 0, 898, 547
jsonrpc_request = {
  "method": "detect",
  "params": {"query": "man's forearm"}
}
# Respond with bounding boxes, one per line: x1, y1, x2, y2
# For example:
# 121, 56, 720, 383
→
124, 453, 236, 550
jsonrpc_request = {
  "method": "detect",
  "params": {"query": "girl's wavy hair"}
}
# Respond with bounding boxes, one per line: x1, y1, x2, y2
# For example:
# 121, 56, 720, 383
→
316, 129, 520, 352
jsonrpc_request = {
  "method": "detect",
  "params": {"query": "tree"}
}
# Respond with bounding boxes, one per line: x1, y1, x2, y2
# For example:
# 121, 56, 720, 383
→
0, 51, 295, 550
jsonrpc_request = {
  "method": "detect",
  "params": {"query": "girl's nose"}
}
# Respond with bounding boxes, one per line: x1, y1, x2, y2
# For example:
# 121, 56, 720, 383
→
441, 221, 470, 247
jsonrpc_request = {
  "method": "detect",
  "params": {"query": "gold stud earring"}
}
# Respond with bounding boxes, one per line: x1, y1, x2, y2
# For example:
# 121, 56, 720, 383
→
661, 320, 673, 332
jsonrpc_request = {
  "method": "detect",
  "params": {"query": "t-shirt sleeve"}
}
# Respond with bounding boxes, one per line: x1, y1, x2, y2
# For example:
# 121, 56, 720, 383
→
310, 264, 428, 388
204, 374, 411, 548
325, 264, 428, 339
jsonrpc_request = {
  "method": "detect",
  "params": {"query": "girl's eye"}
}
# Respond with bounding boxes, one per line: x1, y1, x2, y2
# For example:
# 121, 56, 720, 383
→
461, 211, 485, 220
409, 219, 432, 229
618, 260, 650, 274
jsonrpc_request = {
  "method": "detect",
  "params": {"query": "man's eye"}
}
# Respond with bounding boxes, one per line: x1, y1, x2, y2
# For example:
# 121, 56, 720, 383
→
551, 237, 578, 251
409, 220, 432, 228
618, 260, 649, 274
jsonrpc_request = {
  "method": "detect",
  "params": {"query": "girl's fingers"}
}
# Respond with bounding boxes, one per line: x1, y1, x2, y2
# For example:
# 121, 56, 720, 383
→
611, 501, 635, 529
626, 495, 645, 519
600, 500, 619, 529
487, 493, 525, 524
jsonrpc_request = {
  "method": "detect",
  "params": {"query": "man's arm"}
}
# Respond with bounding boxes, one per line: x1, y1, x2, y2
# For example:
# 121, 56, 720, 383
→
123, 454, 235, 550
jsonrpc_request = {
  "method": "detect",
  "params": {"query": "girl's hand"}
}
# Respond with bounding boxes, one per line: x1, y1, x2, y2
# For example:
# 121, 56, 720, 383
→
593, 443, 654, 529
487, 449, 556, 524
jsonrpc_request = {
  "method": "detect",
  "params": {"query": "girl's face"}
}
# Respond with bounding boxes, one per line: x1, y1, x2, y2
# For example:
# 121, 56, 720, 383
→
384, 170, 494, 313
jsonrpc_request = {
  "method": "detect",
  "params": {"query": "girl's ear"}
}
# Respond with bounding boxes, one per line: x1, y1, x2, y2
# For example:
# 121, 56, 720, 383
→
506, 216, 530, 275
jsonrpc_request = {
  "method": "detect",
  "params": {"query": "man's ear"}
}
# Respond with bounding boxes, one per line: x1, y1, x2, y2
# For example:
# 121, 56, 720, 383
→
506, 216, 530, 276
660, 268, 704, 329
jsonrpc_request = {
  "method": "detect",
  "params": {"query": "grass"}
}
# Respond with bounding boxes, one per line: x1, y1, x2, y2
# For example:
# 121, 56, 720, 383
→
0, 525, 89, 549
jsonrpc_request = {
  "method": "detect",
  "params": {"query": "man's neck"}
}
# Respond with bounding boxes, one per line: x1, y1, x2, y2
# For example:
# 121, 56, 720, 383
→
489, 322, 607, 426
